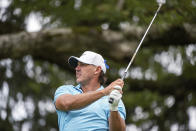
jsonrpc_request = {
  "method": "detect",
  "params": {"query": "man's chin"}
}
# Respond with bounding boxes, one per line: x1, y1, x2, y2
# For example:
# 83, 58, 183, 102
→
76, 79, 81, 84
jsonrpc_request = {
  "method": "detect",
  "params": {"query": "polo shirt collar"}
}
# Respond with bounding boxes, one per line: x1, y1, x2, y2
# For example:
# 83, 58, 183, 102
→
74, 84, 104, 92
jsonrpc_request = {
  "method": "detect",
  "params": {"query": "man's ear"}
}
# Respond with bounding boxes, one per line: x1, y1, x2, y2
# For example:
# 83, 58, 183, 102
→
94, 66, 102, 75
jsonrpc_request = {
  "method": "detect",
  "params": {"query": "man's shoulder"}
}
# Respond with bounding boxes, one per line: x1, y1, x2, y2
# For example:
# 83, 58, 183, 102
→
54, 85, 76, 98
58, 84, 74, 89
56, 85, 75, 91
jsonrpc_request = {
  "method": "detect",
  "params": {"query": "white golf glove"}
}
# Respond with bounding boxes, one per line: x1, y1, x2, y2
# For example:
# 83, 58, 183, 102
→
109, 86, 122, 111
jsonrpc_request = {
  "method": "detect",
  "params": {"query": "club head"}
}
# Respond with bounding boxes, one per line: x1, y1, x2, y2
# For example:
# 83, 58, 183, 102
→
156, 0, 166, 5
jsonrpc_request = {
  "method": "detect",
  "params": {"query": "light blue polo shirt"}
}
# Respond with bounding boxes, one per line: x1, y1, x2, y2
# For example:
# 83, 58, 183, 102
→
54, 85, 126, 131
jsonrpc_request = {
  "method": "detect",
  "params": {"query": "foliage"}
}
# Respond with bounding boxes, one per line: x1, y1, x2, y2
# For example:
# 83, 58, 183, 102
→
1, 0, 196, 34
1, 0, 196, 131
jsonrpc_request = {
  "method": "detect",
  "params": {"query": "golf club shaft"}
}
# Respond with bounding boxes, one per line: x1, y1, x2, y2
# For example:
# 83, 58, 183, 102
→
121, 4, 163, 80
109, 2, 165, 104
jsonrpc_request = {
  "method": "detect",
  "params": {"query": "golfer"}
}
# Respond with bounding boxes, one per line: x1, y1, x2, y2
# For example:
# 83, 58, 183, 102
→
54, 51, 126, 131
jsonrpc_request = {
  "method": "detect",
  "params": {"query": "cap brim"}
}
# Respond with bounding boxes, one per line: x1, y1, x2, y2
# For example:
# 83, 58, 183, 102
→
68, 56, 79, 68
68, 56, 94, 68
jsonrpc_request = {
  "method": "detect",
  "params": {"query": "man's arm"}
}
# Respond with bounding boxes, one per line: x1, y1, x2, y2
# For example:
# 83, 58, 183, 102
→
55, 90, 105, 111
109, 111, 126, 131
55, 79, 123, 111
108, 85, 126, 131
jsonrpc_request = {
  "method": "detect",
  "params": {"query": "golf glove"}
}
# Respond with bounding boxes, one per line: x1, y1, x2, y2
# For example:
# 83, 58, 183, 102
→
109, 86, 122, 111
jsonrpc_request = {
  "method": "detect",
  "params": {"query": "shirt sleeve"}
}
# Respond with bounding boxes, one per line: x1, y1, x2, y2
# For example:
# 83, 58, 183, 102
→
54, 85, 73, 105
117, 100, 126, 120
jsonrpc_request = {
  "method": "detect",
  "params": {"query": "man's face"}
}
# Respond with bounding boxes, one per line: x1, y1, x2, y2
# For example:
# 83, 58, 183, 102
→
75, 62, 97, 85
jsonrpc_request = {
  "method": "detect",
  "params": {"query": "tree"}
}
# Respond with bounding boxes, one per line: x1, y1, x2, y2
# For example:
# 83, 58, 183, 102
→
0, 0, 196, 130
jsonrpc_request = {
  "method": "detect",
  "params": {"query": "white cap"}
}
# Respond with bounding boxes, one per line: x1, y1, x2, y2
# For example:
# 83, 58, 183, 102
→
68, 51, 108, 73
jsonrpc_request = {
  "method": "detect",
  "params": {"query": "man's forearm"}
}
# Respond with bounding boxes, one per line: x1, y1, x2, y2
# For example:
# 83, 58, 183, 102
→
55, 90, 105, 111
109, 111, 126, 131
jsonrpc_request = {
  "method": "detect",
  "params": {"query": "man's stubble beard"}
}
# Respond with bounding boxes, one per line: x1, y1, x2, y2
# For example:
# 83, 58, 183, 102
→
76, 75, 93, 86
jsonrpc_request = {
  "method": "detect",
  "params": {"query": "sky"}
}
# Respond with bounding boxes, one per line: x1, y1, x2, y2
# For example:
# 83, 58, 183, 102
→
26, 13, 42, 32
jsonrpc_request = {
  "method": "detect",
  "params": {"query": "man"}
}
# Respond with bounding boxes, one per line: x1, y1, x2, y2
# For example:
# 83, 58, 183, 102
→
54, 51, 126, 131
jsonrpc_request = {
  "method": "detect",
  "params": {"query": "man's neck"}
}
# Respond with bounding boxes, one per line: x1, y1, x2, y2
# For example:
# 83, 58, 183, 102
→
81, 82, 101, 93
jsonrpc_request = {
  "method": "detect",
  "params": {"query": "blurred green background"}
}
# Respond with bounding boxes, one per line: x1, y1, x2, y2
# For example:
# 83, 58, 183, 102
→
0, 0, 196, 130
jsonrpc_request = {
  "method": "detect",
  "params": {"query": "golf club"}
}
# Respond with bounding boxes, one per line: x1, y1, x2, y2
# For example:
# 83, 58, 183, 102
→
109, 0, 166, 104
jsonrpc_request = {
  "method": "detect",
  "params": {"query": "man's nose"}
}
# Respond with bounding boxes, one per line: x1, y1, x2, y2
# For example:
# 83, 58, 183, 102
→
75, 65, 80, 71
